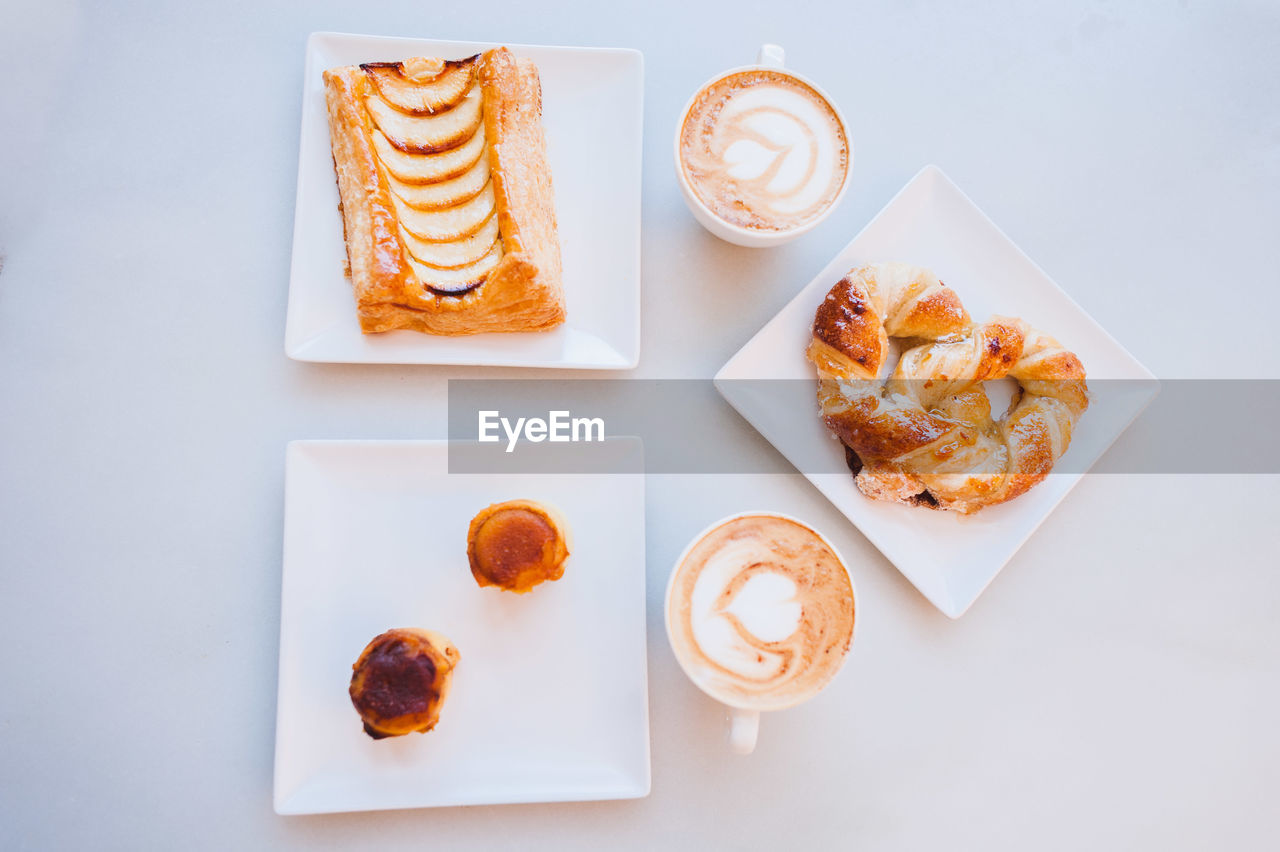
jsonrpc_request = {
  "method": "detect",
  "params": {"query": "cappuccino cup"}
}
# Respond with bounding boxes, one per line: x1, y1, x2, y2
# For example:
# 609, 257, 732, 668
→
674, 45, 853, 247
664, 512, 856, 754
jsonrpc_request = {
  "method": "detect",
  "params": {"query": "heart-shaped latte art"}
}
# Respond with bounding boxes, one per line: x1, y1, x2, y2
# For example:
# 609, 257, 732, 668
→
679, 69, 847, 232
723, 569, 803, 643
668, 515, 855, 710
691, 554, 804, 685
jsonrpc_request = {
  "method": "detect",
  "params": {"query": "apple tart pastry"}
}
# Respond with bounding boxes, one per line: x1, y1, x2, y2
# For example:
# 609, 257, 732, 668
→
323, 48, 565, 335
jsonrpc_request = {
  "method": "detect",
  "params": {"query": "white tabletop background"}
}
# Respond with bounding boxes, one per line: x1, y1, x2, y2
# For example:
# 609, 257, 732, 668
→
2, 0, 1278, 848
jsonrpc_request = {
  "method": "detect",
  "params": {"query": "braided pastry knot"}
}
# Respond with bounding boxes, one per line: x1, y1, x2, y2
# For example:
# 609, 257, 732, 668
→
805, 263, 1089, 514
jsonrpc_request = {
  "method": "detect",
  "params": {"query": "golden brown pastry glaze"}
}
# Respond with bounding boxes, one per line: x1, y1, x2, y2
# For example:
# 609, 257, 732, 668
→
807, 262, 1089, 514
349, 628, 460, 739
467, 500, 570, 593
323, 48, 565, 335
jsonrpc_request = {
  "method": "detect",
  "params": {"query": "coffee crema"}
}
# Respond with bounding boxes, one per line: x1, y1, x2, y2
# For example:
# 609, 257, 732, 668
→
667, 514, 855, 710
679, 70, 848, 232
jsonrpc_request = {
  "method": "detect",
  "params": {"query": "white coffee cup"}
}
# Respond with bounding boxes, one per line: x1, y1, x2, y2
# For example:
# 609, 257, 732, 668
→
673, 45, 854, 248
664, 511, 857, 754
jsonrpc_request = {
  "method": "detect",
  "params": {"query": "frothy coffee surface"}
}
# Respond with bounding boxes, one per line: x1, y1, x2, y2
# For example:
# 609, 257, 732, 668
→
680, 70, 848, 232
668, 515, 855, 710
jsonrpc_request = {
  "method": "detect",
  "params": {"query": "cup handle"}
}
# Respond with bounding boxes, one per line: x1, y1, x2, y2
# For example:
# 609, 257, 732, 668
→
728, 707, 760, 754
756, 44, 785, 69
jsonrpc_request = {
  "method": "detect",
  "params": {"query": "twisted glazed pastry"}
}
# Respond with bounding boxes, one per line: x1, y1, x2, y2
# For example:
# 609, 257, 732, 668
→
806, 263, 1088, 514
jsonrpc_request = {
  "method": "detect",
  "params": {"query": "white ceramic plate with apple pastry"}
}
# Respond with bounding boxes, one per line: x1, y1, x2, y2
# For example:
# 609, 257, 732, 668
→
715, 165, 1157, 618
285, 33, 642, 367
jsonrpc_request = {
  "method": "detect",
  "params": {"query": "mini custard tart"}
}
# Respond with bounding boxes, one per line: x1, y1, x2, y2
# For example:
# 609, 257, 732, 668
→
349, 628, 460, 739
323, 48, 565, 335
467, 500, 571, 593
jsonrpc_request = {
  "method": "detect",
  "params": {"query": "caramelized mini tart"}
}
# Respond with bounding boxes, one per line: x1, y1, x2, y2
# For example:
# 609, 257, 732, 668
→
349, 628, 460, 739
467, 500, 570, 593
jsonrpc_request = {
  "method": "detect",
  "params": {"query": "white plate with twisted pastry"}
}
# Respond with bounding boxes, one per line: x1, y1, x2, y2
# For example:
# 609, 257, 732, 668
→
715, 165, 1157, 617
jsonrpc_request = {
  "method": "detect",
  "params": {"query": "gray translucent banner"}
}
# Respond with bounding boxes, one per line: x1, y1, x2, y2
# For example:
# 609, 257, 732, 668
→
447, 379, 1280, 475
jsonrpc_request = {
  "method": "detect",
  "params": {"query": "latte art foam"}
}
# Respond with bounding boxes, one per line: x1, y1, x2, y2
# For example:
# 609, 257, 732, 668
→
668, 515, 855, 710
680, 70, 848, 232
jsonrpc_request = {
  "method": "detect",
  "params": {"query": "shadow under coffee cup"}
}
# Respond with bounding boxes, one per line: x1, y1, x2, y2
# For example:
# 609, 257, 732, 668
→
664, 512, 857, 754
674, 45, 853, 247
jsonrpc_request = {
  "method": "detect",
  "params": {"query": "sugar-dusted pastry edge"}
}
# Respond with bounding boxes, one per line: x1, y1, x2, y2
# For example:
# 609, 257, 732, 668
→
321, 48, 565, 336
477, 48, 566, 332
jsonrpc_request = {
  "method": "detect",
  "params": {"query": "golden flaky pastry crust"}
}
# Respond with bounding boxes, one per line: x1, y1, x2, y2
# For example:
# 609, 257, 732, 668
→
467, 500, 570, 593
323, 48, 565, 335
807, 263, 1089, 514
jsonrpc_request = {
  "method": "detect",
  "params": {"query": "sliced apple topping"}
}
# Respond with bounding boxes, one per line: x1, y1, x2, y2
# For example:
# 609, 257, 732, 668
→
393, 181, 496, 241
399, 213, 501, 269
386, 152, 489, 209
408, 241, 504, 295
362, 57, 478, 115
367, 89, 483, 154
372, 125, 486, 184
398, 57, 446, 80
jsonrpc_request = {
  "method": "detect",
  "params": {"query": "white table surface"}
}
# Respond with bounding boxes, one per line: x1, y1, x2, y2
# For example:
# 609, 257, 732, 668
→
2, 1, 1278, 848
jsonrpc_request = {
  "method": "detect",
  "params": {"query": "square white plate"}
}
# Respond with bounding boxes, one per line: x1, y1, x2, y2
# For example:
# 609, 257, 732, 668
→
715, 165, 1157, 618
285, 33, 643, 368
273, 439, 649, 814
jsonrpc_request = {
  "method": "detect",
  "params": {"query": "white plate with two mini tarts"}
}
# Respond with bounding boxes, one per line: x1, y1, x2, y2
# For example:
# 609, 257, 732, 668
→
273, 439, 649, 814
285, 33, 643, 368
715, 165, 1157, 618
